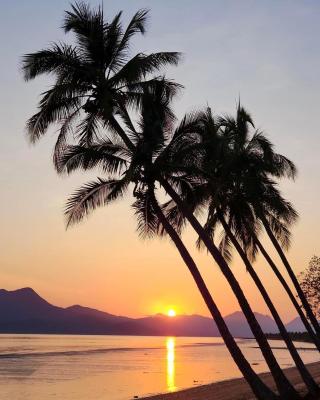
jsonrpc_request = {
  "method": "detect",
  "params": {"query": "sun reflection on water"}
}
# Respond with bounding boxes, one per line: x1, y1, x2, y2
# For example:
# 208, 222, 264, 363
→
166, 337, 176, 392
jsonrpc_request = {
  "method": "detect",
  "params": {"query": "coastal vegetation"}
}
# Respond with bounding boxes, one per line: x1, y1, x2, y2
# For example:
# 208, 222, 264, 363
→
299, 256, 320, 319
266, 332, 317, 344
22, 2, 320, 399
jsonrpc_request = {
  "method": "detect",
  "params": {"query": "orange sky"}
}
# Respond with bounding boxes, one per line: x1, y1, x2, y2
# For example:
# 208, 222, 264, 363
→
1, 1, 320, 322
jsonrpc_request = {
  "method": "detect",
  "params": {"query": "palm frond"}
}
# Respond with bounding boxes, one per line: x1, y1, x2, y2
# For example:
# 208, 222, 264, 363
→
172, 111, 203, 140
265, 212, 292, 250
159, 200, 186, 236
108, 9, 149, 72
110, 52, 181, 87
247, 131, 274, 157
261, 184, 299, 225
53, 108, 80, 170
65, 177, 129, 226
26, 85, 82, 143
271, 153, 297, 180
119, 8, 148, 46
63, 2, 91, 33
22, 43, 84, 81
57, 142, 128, 175
76, 112, 101, 145
218, 232, 233, 263
103, 11, 123, 71
63, 2, 107, 66
132, 189, 158, 238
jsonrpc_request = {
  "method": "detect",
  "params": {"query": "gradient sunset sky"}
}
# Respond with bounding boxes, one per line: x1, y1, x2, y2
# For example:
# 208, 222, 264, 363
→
0, 0, 319, 322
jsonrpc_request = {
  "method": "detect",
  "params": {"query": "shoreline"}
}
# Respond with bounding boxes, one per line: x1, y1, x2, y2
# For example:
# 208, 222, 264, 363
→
143, 361, 320, 400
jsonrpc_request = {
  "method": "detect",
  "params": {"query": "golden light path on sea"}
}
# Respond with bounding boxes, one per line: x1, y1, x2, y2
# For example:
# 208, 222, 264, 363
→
166, 337, 176, 392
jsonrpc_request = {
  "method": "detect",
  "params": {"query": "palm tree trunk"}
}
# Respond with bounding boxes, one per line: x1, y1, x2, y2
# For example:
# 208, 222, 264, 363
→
254, 235, 320, 353
151, 197, 279, 400
261, 215, 320, 337
159, 178, 299, 399
217, 211, 319, 395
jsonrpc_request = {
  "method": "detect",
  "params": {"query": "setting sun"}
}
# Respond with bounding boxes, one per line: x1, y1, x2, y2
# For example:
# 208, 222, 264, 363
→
167, 309, 176, 317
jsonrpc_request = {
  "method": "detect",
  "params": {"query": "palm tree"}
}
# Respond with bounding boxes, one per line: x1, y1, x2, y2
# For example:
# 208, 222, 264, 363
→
22, 2, 181, 161
185, 107, 318, 394
23, 3, 296, 397
56, 85, 278, 400
217, 105, 320, 339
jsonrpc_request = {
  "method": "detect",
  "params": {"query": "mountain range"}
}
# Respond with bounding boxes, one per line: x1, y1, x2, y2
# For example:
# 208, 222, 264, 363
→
0, 288, 306, 337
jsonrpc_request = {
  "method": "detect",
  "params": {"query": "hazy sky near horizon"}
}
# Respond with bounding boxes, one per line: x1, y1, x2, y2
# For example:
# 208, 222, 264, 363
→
0, 0, 320, 321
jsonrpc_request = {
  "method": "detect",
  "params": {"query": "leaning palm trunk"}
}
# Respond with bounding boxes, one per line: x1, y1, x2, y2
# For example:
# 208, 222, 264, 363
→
159, 179, 299, 399
151, 197, 278, 400
253, 235, 320, 352
217, 211, 319, 395
260, 215, 320, 337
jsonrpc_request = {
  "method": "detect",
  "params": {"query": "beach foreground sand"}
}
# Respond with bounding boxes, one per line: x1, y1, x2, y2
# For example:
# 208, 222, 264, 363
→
143, 362, 320, 400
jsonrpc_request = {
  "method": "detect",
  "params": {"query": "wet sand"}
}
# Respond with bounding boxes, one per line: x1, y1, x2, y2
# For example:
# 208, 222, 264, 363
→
143, 361, 320, 400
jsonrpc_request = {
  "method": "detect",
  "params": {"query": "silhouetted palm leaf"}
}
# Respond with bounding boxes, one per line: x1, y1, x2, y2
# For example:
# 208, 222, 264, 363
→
23, 2, 181, 150
132, 188, 158, 238
65, 177, 129, 226
57, 142, 128, 175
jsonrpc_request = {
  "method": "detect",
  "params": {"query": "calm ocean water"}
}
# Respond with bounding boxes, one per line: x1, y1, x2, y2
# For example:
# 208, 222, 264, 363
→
0, 334, 318, 400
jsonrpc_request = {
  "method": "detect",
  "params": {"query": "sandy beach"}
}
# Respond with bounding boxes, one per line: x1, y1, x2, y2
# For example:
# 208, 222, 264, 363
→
143, 362, 320, 400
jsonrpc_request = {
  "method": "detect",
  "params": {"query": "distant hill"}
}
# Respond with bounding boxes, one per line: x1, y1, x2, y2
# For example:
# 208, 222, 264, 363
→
285, 317, 308, 333
0, 288, 281, 337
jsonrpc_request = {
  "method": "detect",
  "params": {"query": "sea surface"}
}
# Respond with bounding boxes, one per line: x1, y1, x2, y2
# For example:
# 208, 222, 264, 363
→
0, 334, 319, 400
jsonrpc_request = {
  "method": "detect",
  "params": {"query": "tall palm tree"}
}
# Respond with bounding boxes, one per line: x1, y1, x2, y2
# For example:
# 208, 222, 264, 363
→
218, 106, 320, 338
22, 2, 181, 161
23, 3, 296, 397
183, 107, 318, 394
56, 86, 278, 400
